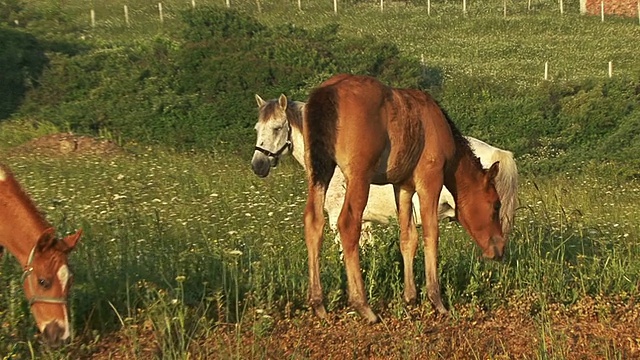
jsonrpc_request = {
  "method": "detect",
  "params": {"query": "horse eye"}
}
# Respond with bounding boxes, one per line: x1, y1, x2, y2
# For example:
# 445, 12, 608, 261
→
273, 126, 282, 132
38, 278, 52, 289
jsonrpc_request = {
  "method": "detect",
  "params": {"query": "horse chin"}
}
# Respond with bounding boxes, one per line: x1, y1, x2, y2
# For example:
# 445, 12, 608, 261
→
252, 167, 270, 178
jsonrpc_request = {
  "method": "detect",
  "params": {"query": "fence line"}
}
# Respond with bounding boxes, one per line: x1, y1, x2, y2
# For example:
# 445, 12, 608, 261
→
539, 60, 616, 80
83, 2, 636, 80
86, 0, 640, 24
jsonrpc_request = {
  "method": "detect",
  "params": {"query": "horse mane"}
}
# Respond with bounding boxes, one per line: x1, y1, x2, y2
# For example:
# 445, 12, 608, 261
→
438, 105, 484, 171
285, 101, 305, 134
490, 148, 518, 237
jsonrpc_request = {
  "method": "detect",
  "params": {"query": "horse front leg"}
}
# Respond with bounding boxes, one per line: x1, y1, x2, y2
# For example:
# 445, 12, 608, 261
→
394, 185, 419, 305
304, 183, 328, 319
338, 179, 378, 323
417, 178, 448, 315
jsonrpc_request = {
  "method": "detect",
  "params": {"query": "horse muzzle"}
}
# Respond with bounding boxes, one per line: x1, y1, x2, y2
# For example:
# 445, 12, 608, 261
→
482, 236, 505, 261
41, 321, 69, 347
251, 152, 275, 178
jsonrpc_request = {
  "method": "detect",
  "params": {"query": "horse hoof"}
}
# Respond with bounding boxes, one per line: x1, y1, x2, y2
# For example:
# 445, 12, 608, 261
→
357, 307, 378, 324
312, 304, 328, 319
436, 305, 449, 316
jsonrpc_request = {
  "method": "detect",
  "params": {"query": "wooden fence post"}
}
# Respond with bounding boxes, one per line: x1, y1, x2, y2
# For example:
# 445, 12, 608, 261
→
124, 5, 129, 26
90, 9, 95, 27
544, 62, 548, 80
158, 3, 163, 23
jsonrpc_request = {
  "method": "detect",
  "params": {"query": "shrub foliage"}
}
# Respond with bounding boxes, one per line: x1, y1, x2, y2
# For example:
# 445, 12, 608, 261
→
1, 6, 638, 176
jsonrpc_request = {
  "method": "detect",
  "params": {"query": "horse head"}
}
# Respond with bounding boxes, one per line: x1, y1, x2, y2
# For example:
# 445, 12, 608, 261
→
252, 94, 292, 177
23, 227, 82, 347
456, 161, 506, 260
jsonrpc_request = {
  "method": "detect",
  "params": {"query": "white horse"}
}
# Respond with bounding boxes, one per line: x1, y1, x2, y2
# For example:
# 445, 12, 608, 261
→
251, 94, 518, 245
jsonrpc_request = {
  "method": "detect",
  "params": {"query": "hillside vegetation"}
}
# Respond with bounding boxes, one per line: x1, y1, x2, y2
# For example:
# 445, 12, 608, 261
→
1, 0, 639, 176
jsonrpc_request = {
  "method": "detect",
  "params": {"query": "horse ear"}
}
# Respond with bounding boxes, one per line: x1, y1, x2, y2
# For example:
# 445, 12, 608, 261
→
255, 94, 266, 107
36, 228, 57, 252
278, 94, 288, 111
485, 161, 500, 187
62, 229, 82, 252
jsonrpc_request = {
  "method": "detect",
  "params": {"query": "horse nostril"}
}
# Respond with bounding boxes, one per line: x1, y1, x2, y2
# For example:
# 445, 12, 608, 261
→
43, 322, 66, 347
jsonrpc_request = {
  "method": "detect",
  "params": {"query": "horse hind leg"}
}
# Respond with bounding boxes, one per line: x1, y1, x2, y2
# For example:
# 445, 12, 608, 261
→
338, 177, 378, 323
304, 180, 330, 319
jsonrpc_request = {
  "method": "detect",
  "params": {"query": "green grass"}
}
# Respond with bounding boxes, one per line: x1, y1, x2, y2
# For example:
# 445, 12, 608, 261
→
0, 144, 638, 358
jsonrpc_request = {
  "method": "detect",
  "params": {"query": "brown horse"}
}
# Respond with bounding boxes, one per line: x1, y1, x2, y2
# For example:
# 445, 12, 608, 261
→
0, 164, 82, 346
303, 74, 505, 323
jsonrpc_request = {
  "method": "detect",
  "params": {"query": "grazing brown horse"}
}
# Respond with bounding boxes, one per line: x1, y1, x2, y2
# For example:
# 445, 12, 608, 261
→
303, 74, 505, 323
0, 164, 82, 346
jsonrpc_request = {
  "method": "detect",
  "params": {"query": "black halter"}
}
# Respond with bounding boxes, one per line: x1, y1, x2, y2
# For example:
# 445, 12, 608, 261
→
254, 122, 293, 163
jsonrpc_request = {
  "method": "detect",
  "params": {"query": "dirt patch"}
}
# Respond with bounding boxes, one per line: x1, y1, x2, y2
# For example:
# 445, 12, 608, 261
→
80, 297, 640, 359
5, 133, 123, 158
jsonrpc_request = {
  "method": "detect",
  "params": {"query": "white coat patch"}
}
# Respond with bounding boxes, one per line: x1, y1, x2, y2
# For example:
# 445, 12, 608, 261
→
57, 265, 70, 291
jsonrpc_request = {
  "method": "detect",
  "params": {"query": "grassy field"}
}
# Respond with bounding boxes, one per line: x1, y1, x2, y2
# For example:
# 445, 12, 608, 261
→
0, 140, 639, 358
28, 0, 640, 86
1, 0, 640, 358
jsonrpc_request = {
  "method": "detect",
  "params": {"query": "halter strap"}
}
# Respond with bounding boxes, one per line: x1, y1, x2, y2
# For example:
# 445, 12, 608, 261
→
254, 120, 293, 160
21, 246, 67, 305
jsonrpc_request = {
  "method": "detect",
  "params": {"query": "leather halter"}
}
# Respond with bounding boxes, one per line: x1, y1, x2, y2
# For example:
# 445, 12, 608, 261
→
254, 121, 293, 164
21, 246, 67, 305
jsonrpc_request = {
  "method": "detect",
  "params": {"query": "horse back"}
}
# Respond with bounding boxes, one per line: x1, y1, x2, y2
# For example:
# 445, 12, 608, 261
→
305, 74, 457, 186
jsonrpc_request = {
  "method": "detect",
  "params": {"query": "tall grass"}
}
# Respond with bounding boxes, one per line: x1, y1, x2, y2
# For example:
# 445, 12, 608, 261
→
0, 146, 637, 357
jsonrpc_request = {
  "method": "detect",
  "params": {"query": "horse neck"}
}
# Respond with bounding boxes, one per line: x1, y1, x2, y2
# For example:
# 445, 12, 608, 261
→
444, 148, 485, 204
0, 173, 49, 266
288, 102, 307, 169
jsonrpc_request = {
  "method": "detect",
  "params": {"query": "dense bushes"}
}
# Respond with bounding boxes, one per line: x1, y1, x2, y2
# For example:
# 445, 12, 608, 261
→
14, 7, 429, 150
441, 75, 640, 177
2, 6, 639, 176
0, 27, 47, 119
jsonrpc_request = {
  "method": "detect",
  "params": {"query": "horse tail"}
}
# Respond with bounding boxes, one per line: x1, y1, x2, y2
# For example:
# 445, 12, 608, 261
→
491, 149, 518, 238
304, 85, 338, 188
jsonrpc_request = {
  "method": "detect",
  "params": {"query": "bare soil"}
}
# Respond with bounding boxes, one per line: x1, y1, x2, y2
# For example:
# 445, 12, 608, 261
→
83, 296, 640, 359
5, 132, 123, 158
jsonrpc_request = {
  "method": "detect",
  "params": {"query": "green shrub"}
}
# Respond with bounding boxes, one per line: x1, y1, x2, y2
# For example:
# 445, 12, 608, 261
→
0, 26, 47, 120
16, 7, 429, 150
